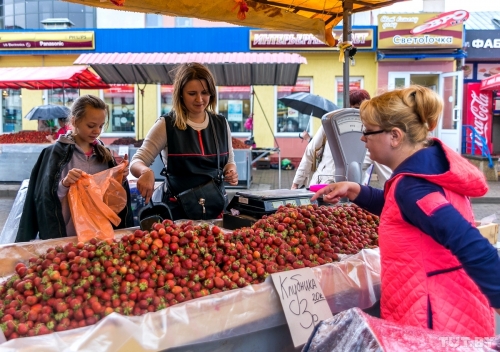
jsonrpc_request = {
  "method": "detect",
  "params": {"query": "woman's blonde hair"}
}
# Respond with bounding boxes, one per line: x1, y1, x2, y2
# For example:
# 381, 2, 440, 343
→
70, 94, 113, 164
171, 63, 217, 130
359, 85, 443, 145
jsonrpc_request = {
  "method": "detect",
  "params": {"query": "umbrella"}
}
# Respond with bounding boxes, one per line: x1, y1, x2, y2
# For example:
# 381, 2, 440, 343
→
24, 104, 70, 121
279, 92, 338, 118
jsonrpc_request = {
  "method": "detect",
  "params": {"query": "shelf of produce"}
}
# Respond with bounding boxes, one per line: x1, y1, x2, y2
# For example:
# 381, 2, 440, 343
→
0, 227, 380, 351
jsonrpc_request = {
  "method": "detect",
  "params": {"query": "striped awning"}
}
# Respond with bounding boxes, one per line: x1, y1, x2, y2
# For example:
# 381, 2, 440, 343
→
74, 52, 308, 86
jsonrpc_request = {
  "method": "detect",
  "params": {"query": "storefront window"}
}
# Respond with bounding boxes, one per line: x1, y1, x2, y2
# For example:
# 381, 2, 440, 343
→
276, 78, 311, 134
160, 85, 173, 115
47, 88, 79, 108
218, 86, 251, 134
335, 77, 363, 108
103, 85, 135, 134
1, 89, 22, 133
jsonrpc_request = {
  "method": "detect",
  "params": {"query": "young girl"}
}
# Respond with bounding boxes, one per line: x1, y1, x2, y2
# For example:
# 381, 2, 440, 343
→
16, 95, 134, 242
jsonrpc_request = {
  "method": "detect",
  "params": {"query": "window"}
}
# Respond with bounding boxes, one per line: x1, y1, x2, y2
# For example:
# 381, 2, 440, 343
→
46, 88, 79, 107
175, 17, 192, 27
276, 77, 312, 135
1, 89, 22, 133
334, 77, 364, 108
103, 85, 135, 134
145, 13, 161, 27
159, 85, 173, 115
218, 86, 251, 134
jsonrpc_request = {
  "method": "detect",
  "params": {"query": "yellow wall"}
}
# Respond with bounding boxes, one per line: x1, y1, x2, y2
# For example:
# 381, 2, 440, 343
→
134, 84, 159, 140
252, 51, 377, 149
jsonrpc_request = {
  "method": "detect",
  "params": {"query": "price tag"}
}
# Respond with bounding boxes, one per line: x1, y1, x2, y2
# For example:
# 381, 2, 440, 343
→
271, 268, 332, 348
118, 146, 128, 157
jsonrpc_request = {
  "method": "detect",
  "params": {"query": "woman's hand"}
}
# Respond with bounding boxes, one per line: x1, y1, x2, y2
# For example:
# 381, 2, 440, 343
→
137, 169, 155, 204
224, 167, 239, 186
62, 168, 83, 187
310, 181, 361, 204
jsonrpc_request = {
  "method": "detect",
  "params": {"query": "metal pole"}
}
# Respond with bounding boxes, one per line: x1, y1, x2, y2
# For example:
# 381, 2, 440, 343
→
342, 1, 353, 108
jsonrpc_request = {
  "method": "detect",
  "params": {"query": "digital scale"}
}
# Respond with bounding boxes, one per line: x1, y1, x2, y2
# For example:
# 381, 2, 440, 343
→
223, 189, 316, 229
223, 108, 367, 229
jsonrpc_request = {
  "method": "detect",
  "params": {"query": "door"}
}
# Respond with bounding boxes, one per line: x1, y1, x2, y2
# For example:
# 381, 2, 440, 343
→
388, 72, 411, 90
438, 71, 464, 153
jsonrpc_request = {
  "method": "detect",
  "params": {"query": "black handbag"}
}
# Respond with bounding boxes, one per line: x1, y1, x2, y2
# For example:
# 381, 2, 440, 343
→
160, 116, 227, 220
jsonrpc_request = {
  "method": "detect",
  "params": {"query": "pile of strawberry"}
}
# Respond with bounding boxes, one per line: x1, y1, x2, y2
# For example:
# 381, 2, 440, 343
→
0, 204, 378, 340
0, 131, 50, 144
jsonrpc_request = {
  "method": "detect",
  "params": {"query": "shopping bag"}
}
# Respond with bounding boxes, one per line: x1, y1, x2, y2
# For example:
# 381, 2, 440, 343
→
68, 162, 127, 242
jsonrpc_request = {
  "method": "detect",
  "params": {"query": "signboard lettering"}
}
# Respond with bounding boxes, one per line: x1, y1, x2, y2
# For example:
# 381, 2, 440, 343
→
378, 11, 466, 49
465, 30, 500, 60
271, 268, 332, 347
463, 83, 492, 154
250, 29, 374, 50
0, 31, 95, 51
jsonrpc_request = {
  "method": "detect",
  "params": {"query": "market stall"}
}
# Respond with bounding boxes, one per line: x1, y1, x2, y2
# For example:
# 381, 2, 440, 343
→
0, 221, 381, 351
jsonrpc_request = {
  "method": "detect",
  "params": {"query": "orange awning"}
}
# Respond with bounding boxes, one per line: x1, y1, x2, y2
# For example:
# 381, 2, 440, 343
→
0, 66, 110, 90
62, 0, 409, 46
480, 73, 500, 91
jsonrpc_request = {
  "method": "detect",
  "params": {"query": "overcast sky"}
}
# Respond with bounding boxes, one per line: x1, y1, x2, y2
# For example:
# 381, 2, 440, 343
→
383, 0, 499, 12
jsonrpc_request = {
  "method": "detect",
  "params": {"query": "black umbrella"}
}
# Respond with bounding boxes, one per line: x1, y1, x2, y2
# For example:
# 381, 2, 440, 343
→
279, 92, 339, 118
24, 104, 70, 121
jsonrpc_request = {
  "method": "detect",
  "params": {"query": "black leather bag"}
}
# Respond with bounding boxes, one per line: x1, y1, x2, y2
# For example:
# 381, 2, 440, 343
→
176, 178, 226, 220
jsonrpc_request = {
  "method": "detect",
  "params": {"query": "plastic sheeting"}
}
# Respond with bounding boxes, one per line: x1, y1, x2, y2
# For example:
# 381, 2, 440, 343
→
0, 231, 381, 351
303, 307, 500, 352
0, 179, 28, 245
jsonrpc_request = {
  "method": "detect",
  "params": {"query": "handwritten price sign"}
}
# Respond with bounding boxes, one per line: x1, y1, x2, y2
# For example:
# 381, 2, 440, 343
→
271, 268, 333, 347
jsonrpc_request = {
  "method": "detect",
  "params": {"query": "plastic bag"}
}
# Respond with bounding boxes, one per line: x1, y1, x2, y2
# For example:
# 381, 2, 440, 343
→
68, 162, 127, 242
303, 307, 498, 352
0, 180, 29, 245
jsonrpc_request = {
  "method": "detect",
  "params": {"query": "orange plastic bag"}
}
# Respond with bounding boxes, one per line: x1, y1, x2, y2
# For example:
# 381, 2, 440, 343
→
68, 162, 128, 242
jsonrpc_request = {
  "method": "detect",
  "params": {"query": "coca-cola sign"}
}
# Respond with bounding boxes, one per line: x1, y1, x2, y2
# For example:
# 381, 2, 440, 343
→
463, 83, 492, 155
410, 10, 469, 35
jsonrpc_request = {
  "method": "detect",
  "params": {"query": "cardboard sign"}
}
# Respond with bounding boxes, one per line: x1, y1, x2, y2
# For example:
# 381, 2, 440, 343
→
271, 268, 333, 347
118, 146, 128, 156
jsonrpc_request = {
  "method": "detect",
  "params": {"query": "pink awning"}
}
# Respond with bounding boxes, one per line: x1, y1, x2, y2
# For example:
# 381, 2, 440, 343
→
74, 52, 308, 86
0, 66, 110, 90
480, 72, 500, 91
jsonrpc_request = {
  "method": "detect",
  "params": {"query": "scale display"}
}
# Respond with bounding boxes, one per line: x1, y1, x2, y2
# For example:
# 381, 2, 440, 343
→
322, 108, 367, 183
336, 115, 363, 134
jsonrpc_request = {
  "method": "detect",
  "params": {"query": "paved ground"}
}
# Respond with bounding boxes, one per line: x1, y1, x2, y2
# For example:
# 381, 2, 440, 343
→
1, 168, 499, 237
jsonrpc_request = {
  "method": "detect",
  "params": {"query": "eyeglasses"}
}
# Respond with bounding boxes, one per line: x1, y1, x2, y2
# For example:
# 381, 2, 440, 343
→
362, 129, 387, 136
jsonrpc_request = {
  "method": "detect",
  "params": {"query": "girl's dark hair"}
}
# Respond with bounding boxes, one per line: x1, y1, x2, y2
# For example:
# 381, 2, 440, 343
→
70, 95, 113, 164
171, 63, 217, 130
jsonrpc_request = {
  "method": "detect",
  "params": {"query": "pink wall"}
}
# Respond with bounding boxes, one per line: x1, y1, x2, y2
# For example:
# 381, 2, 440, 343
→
377, 60, 455, 93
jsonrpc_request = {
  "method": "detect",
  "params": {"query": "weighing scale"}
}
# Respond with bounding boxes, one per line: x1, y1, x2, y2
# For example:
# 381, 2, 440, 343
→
322, 108, 367, 183
222, 108, 367, 229
223, 189, 316, 229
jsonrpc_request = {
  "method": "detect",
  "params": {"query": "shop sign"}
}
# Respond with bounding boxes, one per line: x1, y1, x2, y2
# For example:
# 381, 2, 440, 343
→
378, 10, 467, 49
250, 29, 374, 50
465, 30, 500, 59
0, 31, 94, 51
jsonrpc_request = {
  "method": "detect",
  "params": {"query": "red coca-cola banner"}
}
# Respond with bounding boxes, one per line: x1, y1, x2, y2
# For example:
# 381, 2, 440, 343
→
463, 83, 493, 155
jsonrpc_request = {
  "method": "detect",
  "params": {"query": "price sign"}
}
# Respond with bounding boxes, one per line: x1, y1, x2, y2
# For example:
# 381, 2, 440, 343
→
271, 268, 332, 347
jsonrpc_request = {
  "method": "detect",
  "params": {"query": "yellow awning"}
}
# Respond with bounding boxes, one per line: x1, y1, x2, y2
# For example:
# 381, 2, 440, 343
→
62, 0, 408, 46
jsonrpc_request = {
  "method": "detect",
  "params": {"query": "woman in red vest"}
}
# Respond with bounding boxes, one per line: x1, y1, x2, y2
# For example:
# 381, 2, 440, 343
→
312, 85, 500, 338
